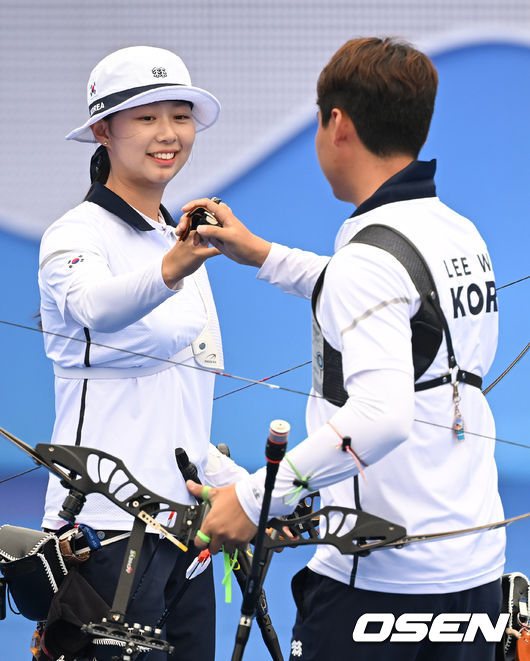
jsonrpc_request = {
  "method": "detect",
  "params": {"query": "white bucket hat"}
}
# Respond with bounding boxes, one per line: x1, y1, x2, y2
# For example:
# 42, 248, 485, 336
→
66, 46, 221, 142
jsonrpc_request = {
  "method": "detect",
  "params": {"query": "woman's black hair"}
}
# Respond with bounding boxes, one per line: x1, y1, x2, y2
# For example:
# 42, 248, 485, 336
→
84, 145, 111, 200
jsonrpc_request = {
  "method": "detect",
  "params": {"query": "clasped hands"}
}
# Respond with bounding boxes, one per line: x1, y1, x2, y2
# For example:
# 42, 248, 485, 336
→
177, 198, 272, 269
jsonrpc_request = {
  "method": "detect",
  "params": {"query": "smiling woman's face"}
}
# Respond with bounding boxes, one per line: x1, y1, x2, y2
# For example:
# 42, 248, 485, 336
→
93, 100, 196, 193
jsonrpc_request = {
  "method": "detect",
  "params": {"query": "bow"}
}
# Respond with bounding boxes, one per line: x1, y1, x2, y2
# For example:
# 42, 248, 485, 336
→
0, 426, 207, 657
2, 422, 520, 661
0, 410, 528, 660
263, 493, 530, 555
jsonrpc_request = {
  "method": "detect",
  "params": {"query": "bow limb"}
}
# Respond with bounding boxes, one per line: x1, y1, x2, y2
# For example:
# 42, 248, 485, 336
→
371, 511, 530, 550
482, 342, 529, 395
0, 425, 70, 481
261, 500, 530, 556
0, 426, 205, 549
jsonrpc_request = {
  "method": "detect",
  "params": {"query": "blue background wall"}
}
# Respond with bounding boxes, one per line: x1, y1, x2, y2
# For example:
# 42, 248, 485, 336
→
1, 41, 529, 660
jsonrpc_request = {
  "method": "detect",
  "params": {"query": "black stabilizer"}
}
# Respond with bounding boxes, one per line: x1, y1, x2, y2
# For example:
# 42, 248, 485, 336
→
236, 550, 283, 660
175, 447, 284, 661
264, 437, 287, 464
232, 617, 252, 661
232, 422, 289, 660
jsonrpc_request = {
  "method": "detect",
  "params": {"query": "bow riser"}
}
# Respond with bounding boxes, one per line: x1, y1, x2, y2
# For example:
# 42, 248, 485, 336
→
34, 443, 204, 545
265, 505, 407, 555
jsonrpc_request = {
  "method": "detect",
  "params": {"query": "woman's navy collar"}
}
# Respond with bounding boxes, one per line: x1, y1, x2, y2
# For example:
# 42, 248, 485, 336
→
86, 182, 176, 230
352, 159, 437, 218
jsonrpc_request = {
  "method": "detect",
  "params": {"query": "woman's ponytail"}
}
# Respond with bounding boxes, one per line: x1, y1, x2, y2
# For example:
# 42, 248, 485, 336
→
84, 145, 110, 200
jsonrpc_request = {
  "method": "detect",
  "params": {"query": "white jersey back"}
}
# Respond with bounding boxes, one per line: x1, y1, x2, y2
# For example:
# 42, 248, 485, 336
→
307, 195, 504, 592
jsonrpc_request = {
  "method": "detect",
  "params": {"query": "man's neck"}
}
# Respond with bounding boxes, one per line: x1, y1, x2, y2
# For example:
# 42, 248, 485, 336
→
351, 154, 415, 207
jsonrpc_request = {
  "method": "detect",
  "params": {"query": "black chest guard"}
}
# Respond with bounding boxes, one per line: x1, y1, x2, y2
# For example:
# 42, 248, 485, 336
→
311, 224, 482, 407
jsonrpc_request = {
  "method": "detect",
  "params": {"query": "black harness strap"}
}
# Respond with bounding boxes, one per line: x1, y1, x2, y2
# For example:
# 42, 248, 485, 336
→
311, 224, 482, 407
352, 224, 446, 382
415, 369, 482, 392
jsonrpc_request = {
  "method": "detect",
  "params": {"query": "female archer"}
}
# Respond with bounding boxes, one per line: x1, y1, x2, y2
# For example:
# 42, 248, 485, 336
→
38, 45, 246, 660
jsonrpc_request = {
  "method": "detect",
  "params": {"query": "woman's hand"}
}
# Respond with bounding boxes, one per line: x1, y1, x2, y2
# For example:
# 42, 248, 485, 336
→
162, 230, 220, 289
179, 198, 272, 268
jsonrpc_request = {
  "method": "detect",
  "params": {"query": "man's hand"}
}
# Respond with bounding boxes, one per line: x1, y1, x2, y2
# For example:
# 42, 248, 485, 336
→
179, 198, 272, 268
187, 481, 258, 554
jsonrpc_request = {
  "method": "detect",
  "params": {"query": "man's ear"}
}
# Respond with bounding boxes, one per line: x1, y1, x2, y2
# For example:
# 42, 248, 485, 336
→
330, 108, 356, 147
90, 119, 110, 145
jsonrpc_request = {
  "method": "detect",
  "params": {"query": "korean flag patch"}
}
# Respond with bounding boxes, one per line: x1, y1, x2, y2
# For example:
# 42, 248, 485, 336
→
67, 255, 84, 269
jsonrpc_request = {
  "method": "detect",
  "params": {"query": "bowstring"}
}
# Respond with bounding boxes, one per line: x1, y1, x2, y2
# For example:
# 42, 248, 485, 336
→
0, 465, 41, 485
415, 420, 530, 450
496, 275, 529, 291
0, 320, 281, 392
211, 275, 529, 399
0, 274, 528, 485
1, 344, 528, 487
0, 274, 527, 401
6, 312, 524, 411
213, 361, 312, 400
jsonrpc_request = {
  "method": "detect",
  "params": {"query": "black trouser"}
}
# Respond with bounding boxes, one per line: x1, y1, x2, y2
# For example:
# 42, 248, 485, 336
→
78, 534, 215, 661
289, 567, 502, 661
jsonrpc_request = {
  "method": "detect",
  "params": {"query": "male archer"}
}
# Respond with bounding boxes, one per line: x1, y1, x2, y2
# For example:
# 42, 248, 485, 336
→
184, 37, 505, 660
